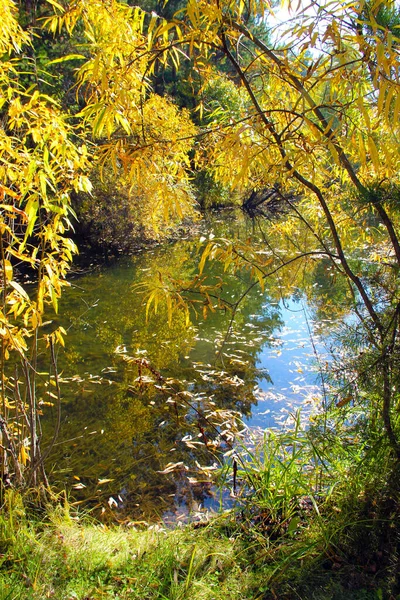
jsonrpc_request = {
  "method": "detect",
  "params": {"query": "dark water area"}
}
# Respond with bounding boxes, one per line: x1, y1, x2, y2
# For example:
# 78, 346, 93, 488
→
41, 211, 328, 524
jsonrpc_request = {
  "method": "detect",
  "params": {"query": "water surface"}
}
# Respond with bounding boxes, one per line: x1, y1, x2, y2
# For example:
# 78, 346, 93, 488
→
43, 212, 326, 522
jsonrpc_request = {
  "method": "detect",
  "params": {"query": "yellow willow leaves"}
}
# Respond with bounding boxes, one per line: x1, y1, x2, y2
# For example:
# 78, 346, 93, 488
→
0, 1, 93, 362
46, 0, 198, 235
198, 238, 271, 287
57, 0, 400, 202
2, 0, 397, 332
0, 0, 29, 54
139, 277, 191, 328
225, 3, 398, 185
109, 96, 198, 235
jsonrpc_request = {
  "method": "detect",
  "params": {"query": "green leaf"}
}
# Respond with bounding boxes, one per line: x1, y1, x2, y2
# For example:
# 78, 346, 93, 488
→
287, 516, 300, 536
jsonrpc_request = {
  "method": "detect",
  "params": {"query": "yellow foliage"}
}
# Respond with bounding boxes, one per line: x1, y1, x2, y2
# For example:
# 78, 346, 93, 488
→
1, 0, 399, 481
45, 0, 198, 234
0, 0, 94, 483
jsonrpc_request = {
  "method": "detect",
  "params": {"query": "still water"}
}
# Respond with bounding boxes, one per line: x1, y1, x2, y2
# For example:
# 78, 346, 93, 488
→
44, 212, 326, 522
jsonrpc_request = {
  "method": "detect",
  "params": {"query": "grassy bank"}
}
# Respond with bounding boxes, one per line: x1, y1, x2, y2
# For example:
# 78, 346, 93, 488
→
1, 464, 399, 600
2, 411, 399, 600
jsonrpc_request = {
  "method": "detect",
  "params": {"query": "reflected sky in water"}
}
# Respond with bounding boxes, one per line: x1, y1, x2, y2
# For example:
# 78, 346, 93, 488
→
40, 212, 332, 522
251, 298, 325, 429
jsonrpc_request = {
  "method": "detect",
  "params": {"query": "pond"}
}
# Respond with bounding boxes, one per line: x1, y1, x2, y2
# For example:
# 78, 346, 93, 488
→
42, 210, 329, 523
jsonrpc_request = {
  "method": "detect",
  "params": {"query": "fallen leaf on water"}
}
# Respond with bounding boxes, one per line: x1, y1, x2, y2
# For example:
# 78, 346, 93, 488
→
157, 461, 187, 474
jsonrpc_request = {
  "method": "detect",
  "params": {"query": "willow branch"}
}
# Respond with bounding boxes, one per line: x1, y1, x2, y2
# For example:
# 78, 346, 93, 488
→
227, 19, 400, 266
221, 30, 383, 333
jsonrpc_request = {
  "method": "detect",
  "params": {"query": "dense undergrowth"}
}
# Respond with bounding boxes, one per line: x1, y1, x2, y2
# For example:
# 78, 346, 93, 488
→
1, 418, 400, 600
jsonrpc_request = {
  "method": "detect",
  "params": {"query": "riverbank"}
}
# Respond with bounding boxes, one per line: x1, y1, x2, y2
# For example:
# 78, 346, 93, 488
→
1, 473, 399, 600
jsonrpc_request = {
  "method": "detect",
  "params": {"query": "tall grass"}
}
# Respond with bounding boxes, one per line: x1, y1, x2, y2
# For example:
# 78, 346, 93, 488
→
214, 404, 400, 598
1, 403, 399, 600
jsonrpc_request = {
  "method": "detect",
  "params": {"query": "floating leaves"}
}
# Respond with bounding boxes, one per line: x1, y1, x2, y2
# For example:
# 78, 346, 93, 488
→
157, 461, 188, 474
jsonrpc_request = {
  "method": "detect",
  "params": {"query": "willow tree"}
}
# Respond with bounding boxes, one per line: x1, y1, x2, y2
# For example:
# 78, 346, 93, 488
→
134, 0, 400, 454
46, 0, 400, 456
2, 0, 400, 490
0, 0, 198, 489
0, 0, 95, 487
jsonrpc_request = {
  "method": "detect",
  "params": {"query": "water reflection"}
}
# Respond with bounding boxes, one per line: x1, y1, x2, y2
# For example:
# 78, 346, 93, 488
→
41, 212, 325, 521
251, 298, 323, 429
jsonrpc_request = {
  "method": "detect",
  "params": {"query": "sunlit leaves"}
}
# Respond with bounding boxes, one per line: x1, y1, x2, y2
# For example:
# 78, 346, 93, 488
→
158, 0, 400, 213
1, 0, 399, 489
0, 0, 29, 55
45, 0, 198, 237
137, 271, 192, 327
0, 0, 94, 485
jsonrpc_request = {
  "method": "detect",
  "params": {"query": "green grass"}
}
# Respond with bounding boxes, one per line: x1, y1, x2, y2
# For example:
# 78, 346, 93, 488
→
0, 493, 252, 600
0, 477, 398, 600
1, 415, 400, 600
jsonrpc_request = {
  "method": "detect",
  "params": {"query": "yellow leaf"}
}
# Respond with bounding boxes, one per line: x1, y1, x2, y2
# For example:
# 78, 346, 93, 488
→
46, 0, 65, 11
393, 92, 400, 127
384, 86, 395, 124
47, 54, 85, 65
254, 267, 265, 292
0, 185, 20, 200
198, 241, 213, 274
3, 260, 13, 281
20, 445, 29, 466
377, 79, 387, 115
145, 290, 157, 321
358, 132, 366, 167
367, 136, 380, 172
10, 280, 29, 301
55, 328, 65, 347
357, 96, 370, 130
